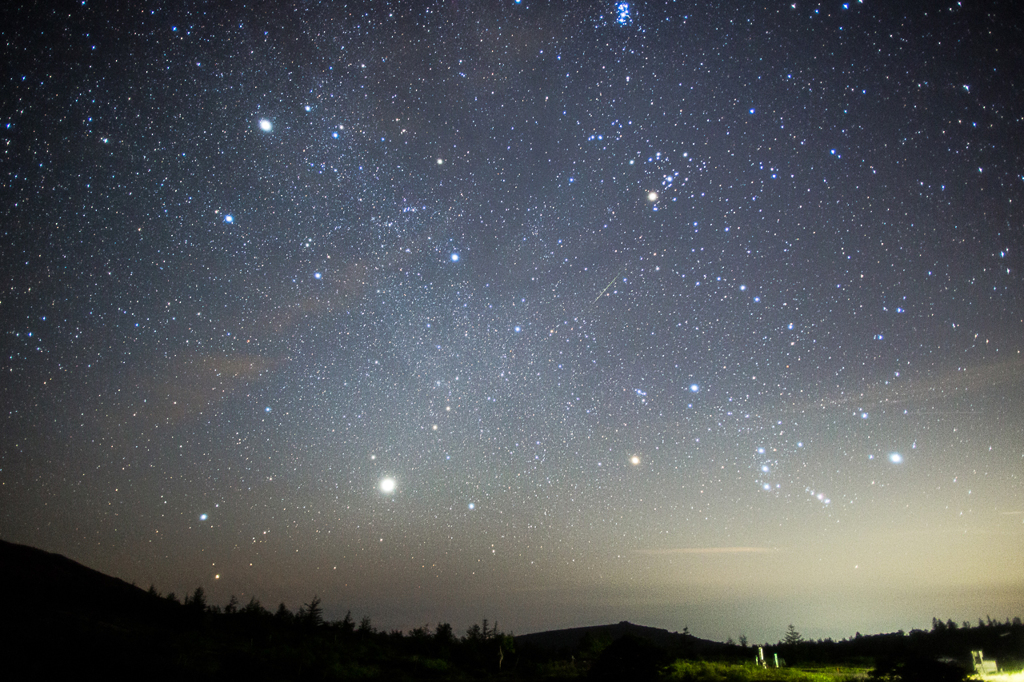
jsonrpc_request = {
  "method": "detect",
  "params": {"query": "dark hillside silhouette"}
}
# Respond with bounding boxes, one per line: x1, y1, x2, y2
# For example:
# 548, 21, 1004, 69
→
0, 539, 188, 680
0, 537, 178, 619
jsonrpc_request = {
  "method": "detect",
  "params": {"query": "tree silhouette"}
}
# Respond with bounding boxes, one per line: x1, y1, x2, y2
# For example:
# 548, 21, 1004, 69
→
338, 610, 355, 633
241, 596, 267, 616
784, 624, 803, 645
302, 596, 322, 628
434, 622, 454, 644
186, 586, 207, 612
409, 624, 431, 639
497, 632, 515, 669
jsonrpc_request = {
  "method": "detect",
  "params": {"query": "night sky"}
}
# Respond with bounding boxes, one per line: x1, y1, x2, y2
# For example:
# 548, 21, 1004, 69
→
2, 0, 1023, 643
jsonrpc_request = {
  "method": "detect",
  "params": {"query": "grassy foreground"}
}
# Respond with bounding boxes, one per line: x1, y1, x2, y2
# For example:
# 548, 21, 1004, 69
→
665, 660, 870, 682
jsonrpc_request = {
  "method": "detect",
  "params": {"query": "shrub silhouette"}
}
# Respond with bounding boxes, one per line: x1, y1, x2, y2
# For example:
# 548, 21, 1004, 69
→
871, 656, 970, 682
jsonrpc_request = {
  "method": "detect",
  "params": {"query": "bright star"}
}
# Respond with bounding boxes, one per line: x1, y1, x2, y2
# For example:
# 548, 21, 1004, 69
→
223, 214, 233, 223
450, 253, 459, 262
689, 383, 700, 392
258, 119, 272, 132
630, 455, 641, 465
379, 477, 396, 493
647, 191, 658, 202
889, 453, 903, 464
199, 513, 208, 521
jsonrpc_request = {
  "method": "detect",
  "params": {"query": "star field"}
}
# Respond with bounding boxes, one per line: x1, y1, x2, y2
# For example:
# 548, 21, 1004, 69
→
1, 0, 1022, 642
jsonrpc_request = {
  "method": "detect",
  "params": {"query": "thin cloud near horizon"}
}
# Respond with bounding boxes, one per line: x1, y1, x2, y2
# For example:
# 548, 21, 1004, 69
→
635, 547, 782, 556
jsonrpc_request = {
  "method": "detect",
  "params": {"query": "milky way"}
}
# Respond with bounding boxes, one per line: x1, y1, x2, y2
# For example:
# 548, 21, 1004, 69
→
2, 1, 1022, 642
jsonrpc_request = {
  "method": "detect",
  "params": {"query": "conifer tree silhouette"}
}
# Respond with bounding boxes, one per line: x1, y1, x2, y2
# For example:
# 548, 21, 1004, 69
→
302, 596, 323, 628
186, 586, 207, 612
